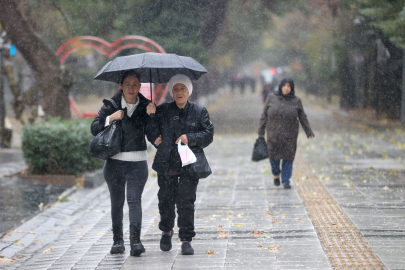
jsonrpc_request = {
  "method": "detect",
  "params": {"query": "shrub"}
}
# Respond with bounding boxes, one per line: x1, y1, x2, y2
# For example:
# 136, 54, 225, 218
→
22, 118, 103, 175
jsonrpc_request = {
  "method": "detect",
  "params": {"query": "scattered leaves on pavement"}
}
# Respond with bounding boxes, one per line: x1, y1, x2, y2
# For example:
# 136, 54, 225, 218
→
268, 246, 281, 250
216, 224, 224, 228
219, 231, 226, 235
43, 248, 52, 254
0, 258, 14, 263
257, 244, 263, 248
207, 251, 215, 255
14, 240, 24, 246
272, 219, 280, 224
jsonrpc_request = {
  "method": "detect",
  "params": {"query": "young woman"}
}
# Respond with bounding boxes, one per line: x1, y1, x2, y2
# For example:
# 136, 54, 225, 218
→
258, 77, 314, 189
91, 70, 150, 256
146, 74, 214, 255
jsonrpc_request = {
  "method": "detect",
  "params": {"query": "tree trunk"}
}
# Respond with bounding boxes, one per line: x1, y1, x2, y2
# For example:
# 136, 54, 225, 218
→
0, 0, 72, 119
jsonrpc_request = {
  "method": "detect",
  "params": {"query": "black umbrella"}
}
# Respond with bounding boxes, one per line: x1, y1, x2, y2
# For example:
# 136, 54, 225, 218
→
94, 52, 208, 102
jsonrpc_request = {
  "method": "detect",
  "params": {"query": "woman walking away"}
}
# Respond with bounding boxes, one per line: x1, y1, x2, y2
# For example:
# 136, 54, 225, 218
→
258, 77, 314, 189
146, 74, 214, 255
91, 70, 151, 256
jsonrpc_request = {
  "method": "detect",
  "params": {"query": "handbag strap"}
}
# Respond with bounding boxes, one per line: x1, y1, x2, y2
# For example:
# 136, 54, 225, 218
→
109, 99, 120, 110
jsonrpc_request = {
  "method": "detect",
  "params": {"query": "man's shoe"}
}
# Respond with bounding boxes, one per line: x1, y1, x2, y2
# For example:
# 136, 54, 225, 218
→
274, 176, 281, 186
181, 241, 194, 255
129, 223, 145, 256
283, 183, 292, 189
110, 224, 125, 254
160, 230, 173, 251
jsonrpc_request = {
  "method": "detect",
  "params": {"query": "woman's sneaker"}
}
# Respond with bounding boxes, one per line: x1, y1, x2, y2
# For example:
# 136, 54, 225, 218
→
181, 241, 194, 255
160, 230, 173, 251
274, 176, 281, 186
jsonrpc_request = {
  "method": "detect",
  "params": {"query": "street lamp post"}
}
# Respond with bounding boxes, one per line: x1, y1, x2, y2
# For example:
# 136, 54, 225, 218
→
0, 43, 5, 148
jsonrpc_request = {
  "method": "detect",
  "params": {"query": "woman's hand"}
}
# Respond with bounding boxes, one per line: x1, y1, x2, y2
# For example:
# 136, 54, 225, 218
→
309, 135, 314, 139
147, 103, 156, 116
176, 134, 188, 145
155, 135, 162, 146
109, 110, 124, 124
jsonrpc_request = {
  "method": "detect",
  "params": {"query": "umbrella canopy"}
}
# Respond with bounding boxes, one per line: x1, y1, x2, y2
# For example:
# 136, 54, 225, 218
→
94, 52, 207, 84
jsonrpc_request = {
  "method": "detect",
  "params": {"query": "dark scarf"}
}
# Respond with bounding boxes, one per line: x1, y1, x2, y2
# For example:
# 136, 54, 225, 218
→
277, 77, 295, 100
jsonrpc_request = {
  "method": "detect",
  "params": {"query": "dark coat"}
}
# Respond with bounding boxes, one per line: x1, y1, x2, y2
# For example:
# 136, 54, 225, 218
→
90, 92, 151, 152
258, 92, 314, 161
146, 101, 214, 176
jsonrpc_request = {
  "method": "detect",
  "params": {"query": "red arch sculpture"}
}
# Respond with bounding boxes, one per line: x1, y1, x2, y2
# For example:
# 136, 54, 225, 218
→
56, 35, 170, 117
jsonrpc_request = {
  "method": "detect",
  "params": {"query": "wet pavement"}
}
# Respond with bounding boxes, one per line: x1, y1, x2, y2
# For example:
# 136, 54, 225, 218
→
0, 89, 404, 269
0, 149, 69, 237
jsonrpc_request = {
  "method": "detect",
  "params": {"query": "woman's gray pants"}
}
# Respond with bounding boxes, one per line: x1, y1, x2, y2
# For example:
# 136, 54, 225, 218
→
103, 159, 148, 226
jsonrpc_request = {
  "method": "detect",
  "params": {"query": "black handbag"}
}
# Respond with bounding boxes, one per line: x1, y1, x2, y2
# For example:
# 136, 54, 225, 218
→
185, 151, 212, 179
90, 99, 122, 160
252, 137, 268, 161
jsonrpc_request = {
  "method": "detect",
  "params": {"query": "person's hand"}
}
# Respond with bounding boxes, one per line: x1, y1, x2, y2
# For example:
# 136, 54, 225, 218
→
155, 135, 162, 146
176, 134, 188, 145
147, 103, 156, 116
109, 110, 124, 124
309, 135, 314, 139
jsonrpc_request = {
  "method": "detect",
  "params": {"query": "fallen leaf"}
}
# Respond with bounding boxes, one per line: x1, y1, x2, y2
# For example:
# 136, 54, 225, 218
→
76, 232, 82, 236
272, 219, 280, 224
207, 251, 215, 255
205, 218, 210, 221
6, 233, 12, 236
232, 223, 243, 227
219, 231, 226, 235
265, 210, 272, 215
221, 218, 230, 221
16, 231, 22, 233
257, 244, 263, 248
14, 240, 24, 246
383, 186, 390, 190
198, 227, 205, 229
28, 231, 35, 234
96, 232, 105, 235
237, 212, 244, 217
252, 231, 261, 234
268, 246, 281, 250
156, 211, 160, 214
43, 248, 52, 254
54, 231, 57, 234
151, 222, 155, 225
281, 214, 286, 218
228, 212, 232, 216
196, 215, 200, 218
216, 224, 224, 228
294, 218, 303, 221
0, 258, 14, 263
262, 233, 271, 238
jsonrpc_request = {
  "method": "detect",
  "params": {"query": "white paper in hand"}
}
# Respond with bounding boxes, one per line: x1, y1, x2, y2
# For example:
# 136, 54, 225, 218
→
177, 141, 197, 167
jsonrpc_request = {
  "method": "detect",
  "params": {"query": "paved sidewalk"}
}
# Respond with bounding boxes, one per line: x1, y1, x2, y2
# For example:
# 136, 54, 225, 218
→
2, 89, 404, 269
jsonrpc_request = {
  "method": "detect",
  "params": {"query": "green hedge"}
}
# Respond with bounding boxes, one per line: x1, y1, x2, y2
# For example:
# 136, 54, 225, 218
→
22, 118, 103, 175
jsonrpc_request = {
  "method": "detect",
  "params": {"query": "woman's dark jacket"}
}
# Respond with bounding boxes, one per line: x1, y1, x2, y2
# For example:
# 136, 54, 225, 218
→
258, 92, 314, 161
91, 92, 150, 152
146, 101, 214, 176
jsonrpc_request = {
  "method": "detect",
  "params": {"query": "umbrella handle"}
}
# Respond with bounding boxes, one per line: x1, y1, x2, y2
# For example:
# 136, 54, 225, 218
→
150, 113, 155, 118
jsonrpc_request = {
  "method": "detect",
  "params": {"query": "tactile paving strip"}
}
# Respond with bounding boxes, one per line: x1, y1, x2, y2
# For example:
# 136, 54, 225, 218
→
293, 153, 387, 270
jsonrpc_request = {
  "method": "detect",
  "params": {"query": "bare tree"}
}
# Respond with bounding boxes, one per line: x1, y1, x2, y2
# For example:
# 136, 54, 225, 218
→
0, 0, 72, 119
